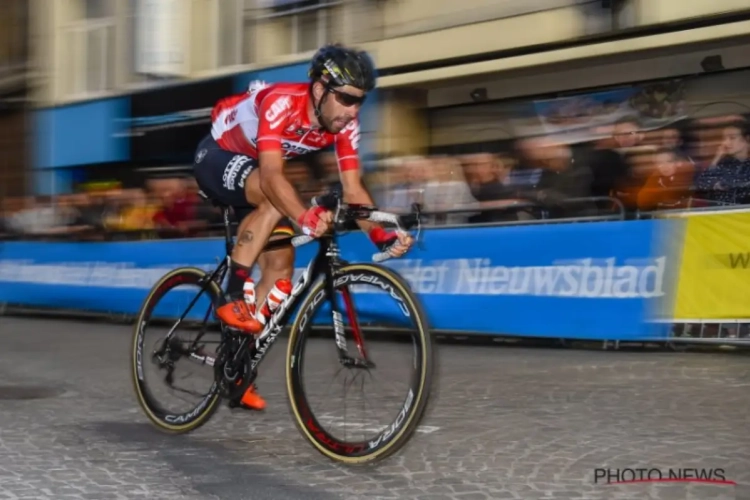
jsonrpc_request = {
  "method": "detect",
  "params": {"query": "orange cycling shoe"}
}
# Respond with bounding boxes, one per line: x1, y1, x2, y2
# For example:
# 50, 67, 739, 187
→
239, 385, 266, 411
229, 381, 266, 411
216, 298, 263, 335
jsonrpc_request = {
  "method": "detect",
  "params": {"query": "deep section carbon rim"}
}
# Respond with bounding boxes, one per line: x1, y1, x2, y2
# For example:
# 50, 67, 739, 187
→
287, 264, 434, 463
131, 267, 224, 432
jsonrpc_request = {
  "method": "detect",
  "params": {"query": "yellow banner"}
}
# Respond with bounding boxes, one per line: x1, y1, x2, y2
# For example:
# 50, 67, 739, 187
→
673, 211, 750, 320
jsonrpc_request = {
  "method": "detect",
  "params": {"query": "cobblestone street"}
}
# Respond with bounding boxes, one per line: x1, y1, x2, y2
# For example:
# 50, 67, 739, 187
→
0, 317, 747, 500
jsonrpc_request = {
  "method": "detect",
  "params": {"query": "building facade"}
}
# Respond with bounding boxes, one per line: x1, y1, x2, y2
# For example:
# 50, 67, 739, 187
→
0, 0, 30, 199
25, 0, 750, 193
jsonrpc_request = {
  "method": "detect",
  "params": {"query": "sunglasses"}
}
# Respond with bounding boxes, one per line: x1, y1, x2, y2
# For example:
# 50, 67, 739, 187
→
328, 87, 366, 107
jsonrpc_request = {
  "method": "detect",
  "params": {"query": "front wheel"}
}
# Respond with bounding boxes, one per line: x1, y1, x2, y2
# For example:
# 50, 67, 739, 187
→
286, 263, 434, 464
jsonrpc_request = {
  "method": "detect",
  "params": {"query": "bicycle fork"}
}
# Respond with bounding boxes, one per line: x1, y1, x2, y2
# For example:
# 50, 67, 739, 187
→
326, 269, 374, 370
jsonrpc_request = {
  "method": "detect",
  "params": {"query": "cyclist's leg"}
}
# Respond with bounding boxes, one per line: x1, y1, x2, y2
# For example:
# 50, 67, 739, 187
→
193, 135, 281, 333
256, 222, 295, 314
232, 206, 295, 310
233, 214, 295, 411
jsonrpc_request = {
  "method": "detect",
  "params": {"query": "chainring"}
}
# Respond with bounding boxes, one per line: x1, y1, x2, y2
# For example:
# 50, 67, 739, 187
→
214, 333, 256, 400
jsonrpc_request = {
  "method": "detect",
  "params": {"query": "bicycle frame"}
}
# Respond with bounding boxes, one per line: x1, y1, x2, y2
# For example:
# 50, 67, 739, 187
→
164, 215, 355, 381
168, 199, 421, 379
235, 233, 357, 375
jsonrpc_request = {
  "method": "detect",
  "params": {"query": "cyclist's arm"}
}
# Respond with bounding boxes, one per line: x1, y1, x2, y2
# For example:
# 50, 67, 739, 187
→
256, 94, 306, 222
258, 150, 306, 222
335, 120, 379, 234
339, 168, 379, 234
340, 160, 412, 254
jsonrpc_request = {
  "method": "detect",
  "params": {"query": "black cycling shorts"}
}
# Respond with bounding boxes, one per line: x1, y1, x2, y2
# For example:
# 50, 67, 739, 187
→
192, 134, 293, 236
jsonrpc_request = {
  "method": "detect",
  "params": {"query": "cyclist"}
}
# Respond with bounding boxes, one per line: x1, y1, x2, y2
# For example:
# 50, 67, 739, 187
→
192, 44, 414, 411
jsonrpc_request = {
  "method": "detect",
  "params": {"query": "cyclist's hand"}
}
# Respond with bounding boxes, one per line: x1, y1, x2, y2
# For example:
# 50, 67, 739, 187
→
297, 206, 333, 237
389, 231, 414, 258
369, 227, 413, 258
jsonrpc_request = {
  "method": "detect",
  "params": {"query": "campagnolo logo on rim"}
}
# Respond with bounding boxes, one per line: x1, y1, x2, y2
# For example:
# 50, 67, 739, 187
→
334, 273, 411, 317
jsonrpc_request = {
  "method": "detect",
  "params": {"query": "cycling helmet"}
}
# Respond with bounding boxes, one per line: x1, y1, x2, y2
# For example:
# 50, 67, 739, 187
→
309, 44, 376, 92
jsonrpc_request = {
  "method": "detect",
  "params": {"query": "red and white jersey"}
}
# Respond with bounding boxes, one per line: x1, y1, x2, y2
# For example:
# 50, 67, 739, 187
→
210, 81, 360, 172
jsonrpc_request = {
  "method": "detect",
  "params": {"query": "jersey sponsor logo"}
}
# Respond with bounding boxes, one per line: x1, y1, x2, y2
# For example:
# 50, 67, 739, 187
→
344, 120, 360, 151
265, 96, 291, 129
269, 117, 285, 130
195, 149, 207, 164
223, 155, 251, 191
281, 141, 315, 157
238, 165, 252, 189
225, 109, 238, 125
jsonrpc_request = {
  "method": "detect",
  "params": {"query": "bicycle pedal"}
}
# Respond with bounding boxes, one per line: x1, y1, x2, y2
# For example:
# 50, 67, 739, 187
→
224, 325, 258, 337
226, 399, 264, 412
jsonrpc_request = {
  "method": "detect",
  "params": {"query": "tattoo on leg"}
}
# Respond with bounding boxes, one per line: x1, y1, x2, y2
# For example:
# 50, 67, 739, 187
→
238, 230, 253, 246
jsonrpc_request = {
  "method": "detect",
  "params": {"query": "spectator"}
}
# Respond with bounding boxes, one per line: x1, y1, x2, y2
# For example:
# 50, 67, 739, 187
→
462, 153, 513, 200
636, 147, 694, 211
0, 196, 26, 237
147, 177, 209, 238
589, 116, 644, 210
422, 156, 479, 225
660, 123, 694, 164
104, 188, 159, 235
461, 153, 529, 222
382, 156, 429, 213
516, 136, 595, 218
6, 196, 65, 236
693, 120, 750, 205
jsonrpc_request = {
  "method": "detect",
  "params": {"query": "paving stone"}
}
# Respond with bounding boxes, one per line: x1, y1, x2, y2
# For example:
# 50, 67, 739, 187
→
0, 317, 747, 500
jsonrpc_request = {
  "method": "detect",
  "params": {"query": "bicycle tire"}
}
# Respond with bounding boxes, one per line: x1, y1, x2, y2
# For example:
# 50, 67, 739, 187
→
131, 267, 224, 434
285, 263, 434, 464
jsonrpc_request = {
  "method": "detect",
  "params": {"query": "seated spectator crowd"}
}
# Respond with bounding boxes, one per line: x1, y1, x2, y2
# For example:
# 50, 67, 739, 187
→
1, 113, 749, 241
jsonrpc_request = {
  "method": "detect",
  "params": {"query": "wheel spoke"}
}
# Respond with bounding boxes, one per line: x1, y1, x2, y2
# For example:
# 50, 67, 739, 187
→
286, 264, 434, 463
131, 268, 224, 433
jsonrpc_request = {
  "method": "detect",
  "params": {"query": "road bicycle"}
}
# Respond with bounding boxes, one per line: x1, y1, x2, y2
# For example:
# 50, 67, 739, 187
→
130, 192, 434, 464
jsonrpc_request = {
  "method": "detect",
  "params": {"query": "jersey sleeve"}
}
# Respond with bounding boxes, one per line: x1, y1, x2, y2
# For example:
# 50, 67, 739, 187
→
334, 119, 361, 172
256, 93, 293, 154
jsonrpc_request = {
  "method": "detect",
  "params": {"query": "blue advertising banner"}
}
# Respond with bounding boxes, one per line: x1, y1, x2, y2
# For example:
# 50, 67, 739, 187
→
0, 221, 676, 340
32, 97, 131, 170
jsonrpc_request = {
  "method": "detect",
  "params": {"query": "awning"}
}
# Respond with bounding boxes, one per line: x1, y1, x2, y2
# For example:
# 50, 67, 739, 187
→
377, 20, 750, 88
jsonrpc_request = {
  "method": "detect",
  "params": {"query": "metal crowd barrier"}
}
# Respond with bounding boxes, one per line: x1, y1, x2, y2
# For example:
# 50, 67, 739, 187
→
0, 195, 627, 242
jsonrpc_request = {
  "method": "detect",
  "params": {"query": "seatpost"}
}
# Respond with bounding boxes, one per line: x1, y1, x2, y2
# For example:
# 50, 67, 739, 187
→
222, 207, 233, 256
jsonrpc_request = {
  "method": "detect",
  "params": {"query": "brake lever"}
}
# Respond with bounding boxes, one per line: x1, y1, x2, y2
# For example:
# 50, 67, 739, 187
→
409, 203, 426, 251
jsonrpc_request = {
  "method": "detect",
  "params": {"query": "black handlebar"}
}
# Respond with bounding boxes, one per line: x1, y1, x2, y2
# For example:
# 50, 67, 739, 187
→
296, 192, 424, 262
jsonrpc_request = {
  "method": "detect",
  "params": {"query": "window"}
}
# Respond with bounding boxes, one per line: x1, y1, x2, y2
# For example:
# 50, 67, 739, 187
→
126, 0, 184, 84
62, 20, 116, 97
0, 0, 28, 76
65, 0, 116, 22
85, 0, 116, 18
59, 0, 118, 98
218, 0, 244, 67
244, 0, 341, 62
296, 5, 335, 53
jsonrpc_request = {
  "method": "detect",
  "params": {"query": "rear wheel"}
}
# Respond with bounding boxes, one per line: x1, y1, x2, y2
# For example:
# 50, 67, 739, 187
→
131, 267, 225, 433
286, 263, 434, 464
